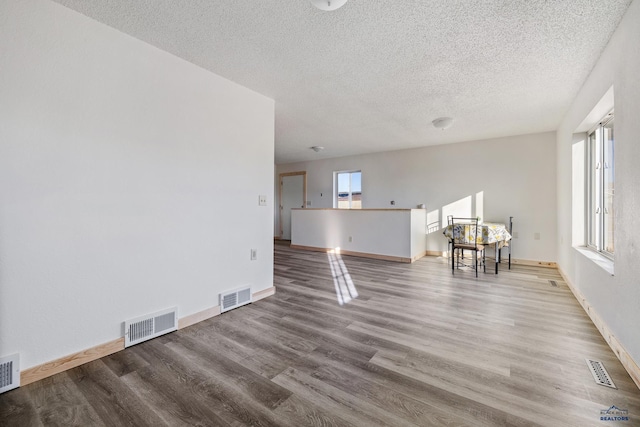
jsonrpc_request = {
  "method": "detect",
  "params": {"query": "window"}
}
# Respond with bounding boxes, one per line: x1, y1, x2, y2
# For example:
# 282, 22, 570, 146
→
335, 171, 361, 209
587, 111, 614, 256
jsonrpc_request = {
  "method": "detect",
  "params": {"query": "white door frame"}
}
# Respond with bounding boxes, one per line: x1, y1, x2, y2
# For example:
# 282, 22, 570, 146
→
279, 171, 307, 239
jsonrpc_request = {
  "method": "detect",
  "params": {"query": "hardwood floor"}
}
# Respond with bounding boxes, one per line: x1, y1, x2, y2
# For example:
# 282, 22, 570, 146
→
2, 242, 639, 426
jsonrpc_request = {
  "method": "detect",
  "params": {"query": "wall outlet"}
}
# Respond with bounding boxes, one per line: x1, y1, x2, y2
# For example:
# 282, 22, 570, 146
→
348, 236, 353, 242
306, 200, 311, 207
251, 249, 257, 260
258, 195, 267, 206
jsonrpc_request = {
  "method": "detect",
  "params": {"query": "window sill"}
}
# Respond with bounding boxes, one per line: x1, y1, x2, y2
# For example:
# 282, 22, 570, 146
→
574, 246, 614, 276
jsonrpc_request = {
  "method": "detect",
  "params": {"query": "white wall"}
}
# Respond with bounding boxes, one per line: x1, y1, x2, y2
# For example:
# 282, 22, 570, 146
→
277, 132, 557, 262
410, 209, 428, 258
0, 0, 274, 369
291, 209, 426, 260
557, 0, 640, 364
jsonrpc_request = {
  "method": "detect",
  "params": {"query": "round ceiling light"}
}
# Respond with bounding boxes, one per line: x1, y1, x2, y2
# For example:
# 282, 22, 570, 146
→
309, 0, 348, 11
432, 117, 454, 130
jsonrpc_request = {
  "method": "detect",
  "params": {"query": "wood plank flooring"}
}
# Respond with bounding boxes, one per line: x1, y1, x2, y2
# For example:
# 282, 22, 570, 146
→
2, 242, 639, 426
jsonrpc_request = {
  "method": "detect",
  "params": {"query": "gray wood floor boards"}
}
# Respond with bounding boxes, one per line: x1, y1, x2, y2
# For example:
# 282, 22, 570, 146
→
1, 242, 639, 426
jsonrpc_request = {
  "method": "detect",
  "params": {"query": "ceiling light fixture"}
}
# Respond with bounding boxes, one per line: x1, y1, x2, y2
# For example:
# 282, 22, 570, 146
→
432, 117, 454, 130
310, 146, 324, 152
309, 0, 348, 11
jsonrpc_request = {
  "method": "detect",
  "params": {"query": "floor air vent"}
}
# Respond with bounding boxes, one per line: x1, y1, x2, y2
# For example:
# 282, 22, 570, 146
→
124, 307, 177, 348
0, 353, 20, 394
586, 359, 617, 389
220, 286, 252, 313
549, 280, 558, 287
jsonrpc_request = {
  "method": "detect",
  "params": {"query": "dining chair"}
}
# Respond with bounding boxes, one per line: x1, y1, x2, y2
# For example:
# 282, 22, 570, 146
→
448, 217, 485, 277
446, 215, 454, 262
498, 216, 513, 269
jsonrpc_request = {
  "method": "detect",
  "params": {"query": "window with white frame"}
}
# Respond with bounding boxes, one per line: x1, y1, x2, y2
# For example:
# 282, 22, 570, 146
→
335, 171, 362, 209
587, 111, 614, 256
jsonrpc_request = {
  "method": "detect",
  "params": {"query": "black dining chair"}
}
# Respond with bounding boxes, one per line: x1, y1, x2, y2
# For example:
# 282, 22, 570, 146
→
498, 216, 514, 269
448, 217, 485, 277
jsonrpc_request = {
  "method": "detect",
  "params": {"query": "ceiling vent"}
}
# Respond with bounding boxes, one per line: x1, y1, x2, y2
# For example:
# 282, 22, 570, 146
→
124, 307, 177, 348
220, 287, 252, 313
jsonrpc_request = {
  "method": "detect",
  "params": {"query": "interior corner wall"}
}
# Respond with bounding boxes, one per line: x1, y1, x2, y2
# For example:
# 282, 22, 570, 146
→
556, 0, 640, 365
0, 0, 274, 369
276, 131, 557, 263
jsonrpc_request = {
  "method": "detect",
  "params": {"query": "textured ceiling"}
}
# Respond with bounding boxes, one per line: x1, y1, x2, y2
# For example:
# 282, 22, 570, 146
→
52, 0, 632, 163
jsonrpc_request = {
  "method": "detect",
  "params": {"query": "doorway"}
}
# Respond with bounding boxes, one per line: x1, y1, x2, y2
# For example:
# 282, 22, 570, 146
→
279, 171, 306, 240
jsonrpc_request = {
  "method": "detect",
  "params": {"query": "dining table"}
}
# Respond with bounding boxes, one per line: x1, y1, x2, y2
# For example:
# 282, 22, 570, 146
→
443, 222, 512, 274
